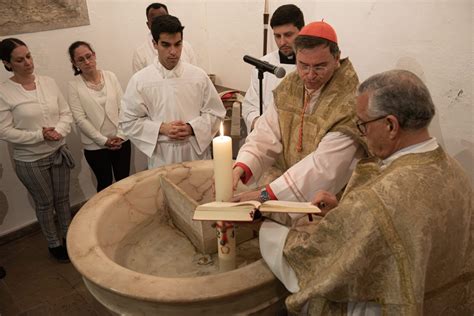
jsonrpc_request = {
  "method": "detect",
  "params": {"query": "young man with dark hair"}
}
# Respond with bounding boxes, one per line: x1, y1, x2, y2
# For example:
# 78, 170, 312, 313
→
121, 15, 225, 169
242, 4, 305, 133
132, 2, 197, 73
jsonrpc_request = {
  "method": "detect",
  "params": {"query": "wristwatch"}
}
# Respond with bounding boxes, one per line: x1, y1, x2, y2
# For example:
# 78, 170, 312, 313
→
259, 188, 270, 203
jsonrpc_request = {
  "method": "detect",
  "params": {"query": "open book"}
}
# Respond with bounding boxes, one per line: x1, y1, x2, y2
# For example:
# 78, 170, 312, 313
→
193, 200, 321, 222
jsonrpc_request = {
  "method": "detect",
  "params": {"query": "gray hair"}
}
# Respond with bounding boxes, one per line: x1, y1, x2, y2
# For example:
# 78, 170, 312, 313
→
358, 70, 435, 130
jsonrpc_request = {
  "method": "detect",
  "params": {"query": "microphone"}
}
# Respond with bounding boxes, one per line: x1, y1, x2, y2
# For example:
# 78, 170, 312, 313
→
243, 55, 286, 78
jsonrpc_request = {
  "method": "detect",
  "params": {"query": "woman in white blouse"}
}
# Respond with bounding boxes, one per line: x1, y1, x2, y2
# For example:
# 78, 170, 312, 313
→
0, 38, 74, 263
67, 41, 130, 192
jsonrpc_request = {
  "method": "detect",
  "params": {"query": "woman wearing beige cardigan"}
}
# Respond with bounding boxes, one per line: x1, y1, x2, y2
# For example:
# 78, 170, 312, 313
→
67, 41, 130, 192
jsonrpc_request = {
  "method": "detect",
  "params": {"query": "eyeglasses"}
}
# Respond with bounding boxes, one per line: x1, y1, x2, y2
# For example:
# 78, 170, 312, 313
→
356, 116, 386, 135
297, 61, 328, 75
75, 53, 94, 64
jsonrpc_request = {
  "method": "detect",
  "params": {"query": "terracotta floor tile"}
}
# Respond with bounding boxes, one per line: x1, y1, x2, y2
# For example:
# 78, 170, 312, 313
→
9, 273, 74, 312
18, 303, 51, 316
0, 279, 21, 315
54, 263, 83, 287
48, 291, 99, 316
74, 282, 114, 315
1, 230, 113, 315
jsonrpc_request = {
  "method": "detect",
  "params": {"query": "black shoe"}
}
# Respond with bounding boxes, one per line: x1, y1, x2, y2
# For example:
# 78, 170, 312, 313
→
0, 266, 5, 279
48, 246, 70, 263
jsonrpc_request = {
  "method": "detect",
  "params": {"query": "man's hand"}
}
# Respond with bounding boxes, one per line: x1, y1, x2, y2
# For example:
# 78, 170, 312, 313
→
172, 121, 193, 139
312, 190, 338, 215
160, 121, 193, 140
230, 188, 260, 202
159, 122, 174, 137
232, 166, 245, 191
42, 127, 62, 141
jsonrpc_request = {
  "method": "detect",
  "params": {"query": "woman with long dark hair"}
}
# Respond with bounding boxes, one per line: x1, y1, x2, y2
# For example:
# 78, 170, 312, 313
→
67, 41, 130, 192
0, 38, 74, 262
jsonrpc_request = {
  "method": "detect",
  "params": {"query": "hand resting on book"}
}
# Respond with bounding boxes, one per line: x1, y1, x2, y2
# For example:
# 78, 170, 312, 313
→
312, 190, 338, 215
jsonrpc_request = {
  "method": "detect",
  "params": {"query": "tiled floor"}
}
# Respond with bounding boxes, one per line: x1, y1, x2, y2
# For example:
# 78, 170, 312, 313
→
0, 230, 113, 316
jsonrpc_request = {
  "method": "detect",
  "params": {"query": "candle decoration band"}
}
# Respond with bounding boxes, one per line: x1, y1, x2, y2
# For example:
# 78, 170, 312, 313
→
216, 222, 235, 246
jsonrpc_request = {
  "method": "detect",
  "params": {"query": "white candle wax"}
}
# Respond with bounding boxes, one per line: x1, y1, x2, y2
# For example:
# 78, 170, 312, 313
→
212, 135, 233, 202
213, 124, 235, 271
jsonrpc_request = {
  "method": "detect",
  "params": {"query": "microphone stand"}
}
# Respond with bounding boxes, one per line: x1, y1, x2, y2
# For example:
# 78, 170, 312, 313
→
257, 68, 264, 115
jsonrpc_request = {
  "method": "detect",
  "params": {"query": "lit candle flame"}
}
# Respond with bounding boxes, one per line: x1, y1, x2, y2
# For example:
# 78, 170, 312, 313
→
220, 122, 224, 136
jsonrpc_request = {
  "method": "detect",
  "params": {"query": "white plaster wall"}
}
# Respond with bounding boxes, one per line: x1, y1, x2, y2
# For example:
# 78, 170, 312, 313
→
0, 0, 472, 236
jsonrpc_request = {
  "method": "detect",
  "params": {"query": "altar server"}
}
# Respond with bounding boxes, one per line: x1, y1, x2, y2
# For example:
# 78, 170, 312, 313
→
121, 15, 225, 169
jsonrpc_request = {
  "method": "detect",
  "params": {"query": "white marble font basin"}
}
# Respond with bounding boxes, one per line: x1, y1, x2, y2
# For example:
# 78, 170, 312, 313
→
67, 160, 288, 315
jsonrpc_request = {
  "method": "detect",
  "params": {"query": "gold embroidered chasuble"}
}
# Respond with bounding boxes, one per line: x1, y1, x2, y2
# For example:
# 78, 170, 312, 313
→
283, 146, 473, 315
272, 58, 366, 171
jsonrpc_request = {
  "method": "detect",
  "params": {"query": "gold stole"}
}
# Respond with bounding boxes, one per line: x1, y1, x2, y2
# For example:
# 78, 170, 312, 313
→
283, 147, 473, 315
272, 58, 366, 172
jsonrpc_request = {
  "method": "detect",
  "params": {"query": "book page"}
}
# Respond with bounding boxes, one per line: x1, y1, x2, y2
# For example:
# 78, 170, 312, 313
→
259, 200, 321, 213
193, 209, 257, 222
196, 200, 261, 210
193, 200, 320, 222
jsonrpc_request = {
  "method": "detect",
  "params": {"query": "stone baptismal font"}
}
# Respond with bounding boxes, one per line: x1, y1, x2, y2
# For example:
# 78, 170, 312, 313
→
67, 160, 288, 315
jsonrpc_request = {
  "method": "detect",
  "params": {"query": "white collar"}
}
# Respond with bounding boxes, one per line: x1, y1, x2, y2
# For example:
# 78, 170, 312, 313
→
304, 85, 322, 98
381, 137, 439, 168
153, 58, 183, 79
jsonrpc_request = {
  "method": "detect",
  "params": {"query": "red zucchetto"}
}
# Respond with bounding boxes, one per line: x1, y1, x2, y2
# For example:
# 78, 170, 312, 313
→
298, 21, 338, 44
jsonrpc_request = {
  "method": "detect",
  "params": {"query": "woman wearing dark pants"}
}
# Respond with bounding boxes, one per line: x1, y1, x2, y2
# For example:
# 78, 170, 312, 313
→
0, 38, 74, 263
67, 41, 130, 191
84, 140, 131, 191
